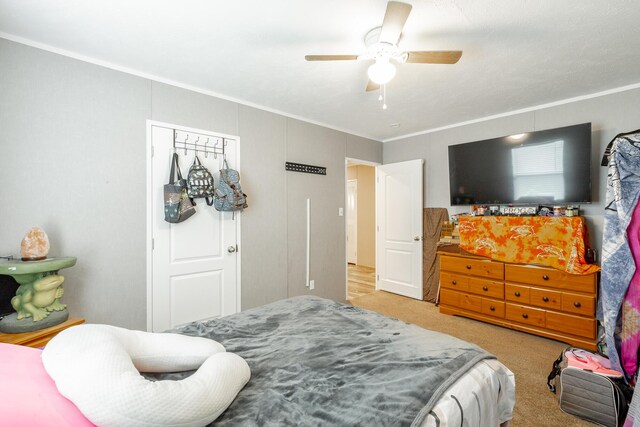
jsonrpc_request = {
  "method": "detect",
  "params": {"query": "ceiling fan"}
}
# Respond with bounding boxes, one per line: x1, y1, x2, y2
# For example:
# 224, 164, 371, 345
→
305, 1, 462, 92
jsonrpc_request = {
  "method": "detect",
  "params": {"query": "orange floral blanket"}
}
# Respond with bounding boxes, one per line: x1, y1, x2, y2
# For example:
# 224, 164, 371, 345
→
457, 216, 600, 275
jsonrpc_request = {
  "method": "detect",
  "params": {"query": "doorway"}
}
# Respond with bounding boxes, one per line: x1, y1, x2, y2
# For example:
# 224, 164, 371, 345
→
345, 159, 378, 301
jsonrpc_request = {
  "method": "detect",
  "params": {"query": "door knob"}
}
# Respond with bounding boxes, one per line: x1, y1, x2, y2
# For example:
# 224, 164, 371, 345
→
228, 246, 236, 253
414, 236, 421, 241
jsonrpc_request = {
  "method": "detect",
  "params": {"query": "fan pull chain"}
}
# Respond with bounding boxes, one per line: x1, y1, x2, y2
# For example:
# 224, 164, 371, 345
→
382, 84, 388, 110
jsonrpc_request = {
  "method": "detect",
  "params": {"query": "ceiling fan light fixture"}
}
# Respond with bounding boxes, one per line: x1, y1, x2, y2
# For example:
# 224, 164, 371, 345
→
367, 58, 396, 85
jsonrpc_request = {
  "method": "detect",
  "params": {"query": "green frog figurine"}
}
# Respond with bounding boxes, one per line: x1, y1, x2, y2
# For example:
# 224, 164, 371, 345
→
11, 273, 66, 321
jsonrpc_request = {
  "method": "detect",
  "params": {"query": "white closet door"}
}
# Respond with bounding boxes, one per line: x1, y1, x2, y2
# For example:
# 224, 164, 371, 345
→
150, 123, 240, 332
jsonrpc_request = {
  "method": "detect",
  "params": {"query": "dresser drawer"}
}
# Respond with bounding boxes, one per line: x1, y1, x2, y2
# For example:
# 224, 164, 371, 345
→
529, 287, 562, 311
468, 277, 504, 299
562, 292, 596, 316
440, 272, 469, 292
505, 264, 596, 293
505, 284, 530, 304
505, 303, 545, 327
546, 311, 596, 339
481, 299, 505, 319
441, 256, 504, 280
459, 293, 483, 313
440, 288, 460, 307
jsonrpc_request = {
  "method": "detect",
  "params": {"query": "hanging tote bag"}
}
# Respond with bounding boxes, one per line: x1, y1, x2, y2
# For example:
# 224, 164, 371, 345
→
164, 153, 196, 223
187, 155, 215, 206
214, 159, 248, 217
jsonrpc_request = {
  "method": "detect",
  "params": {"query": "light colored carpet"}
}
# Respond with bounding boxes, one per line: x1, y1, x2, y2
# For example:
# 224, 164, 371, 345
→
350, 291, 593, 427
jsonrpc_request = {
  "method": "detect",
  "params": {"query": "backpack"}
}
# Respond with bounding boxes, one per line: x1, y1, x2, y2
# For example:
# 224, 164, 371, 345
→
187, 155, 215, 206
214, 159, 247, 216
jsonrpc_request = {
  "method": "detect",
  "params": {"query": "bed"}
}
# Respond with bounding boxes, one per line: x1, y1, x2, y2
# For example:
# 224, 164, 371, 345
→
4, 295, 514, 426
148, 295, 515, 426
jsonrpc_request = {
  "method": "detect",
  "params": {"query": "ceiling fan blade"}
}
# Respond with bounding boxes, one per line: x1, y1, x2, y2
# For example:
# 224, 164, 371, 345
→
305, 55, 359, 61
379, 1, 413, 45
366, 80, 380, 92
405, 51, 463, 64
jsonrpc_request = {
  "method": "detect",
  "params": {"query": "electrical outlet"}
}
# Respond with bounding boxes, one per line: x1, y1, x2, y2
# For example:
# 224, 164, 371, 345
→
309, 279, 315, 290
338, 208, 344, 216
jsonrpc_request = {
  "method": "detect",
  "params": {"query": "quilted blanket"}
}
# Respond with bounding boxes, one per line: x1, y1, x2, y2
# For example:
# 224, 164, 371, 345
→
150, 296, 494, 426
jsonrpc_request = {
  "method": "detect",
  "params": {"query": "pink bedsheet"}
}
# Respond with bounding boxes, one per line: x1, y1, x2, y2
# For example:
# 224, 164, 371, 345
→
0, 343, 93, 426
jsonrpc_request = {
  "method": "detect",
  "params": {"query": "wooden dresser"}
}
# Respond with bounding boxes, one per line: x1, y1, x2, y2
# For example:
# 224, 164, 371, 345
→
0, 318, 85, 348
438, 251, 598, 350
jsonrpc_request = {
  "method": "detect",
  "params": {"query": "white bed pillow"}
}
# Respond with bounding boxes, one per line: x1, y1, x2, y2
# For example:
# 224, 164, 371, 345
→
42, 324, 250, 427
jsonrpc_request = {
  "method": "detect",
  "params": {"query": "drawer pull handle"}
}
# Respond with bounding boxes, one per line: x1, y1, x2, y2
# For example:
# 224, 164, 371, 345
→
542, 275, 549, 280
452, 280, 457, 285
522, 313, 529, 319
574, 301, 581, 308
490, 305, 495, 311
466, 265, 472, 270
482, 286, 488, 291
542, 296, 549, 302
514, 291, 521, 297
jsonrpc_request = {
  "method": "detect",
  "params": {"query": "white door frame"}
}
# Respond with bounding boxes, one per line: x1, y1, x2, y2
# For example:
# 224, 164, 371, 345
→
344, 157, 380, 300
145, 119, 242, 332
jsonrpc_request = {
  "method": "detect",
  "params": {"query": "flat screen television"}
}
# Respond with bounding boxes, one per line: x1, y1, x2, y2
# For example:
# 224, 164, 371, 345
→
448, 123, 592, 206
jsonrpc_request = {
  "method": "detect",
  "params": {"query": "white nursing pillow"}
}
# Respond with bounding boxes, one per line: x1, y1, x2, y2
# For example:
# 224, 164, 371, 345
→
42, 324, 250, 427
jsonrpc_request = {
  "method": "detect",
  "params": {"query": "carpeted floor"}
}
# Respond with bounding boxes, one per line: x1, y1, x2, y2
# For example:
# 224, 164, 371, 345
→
350, 291, 593, 427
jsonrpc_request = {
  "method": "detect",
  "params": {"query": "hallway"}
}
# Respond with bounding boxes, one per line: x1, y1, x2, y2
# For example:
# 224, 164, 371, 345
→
347, 264, 376, 300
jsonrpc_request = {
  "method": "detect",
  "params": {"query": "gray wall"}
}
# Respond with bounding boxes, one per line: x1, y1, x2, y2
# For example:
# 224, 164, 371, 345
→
0, 38, 382, 329
383, 88, 640, 257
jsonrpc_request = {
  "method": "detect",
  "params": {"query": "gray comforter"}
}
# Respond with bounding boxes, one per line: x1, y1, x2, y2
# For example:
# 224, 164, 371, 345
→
153, 296, 494, 426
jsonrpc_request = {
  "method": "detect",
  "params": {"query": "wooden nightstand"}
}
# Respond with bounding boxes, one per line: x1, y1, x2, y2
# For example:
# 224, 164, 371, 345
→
0, 318, 85, 348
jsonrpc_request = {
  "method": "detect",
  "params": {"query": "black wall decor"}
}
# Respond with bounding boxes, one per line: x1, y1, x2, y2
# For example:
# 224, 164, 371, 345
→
285, 162, 326, 175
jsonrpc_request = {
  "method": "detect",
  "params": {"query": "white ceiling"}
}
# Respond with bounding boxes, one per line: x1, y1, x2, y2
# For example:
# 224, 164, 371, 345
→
1, 0, 639, 141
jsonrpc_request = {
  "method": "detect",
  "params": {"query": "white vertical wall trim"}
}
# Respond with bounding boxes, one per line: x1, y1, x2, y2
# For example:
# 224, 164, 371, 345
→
146, 120, 154, 331
306, 197, 310, 288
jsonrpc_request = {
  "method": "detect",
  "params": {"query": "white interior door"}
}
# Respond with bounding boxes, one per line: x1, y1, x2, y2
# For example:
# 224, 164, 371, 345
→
376, 159, 423, 300
347, 180, 358, 264
150, 123, 240, 332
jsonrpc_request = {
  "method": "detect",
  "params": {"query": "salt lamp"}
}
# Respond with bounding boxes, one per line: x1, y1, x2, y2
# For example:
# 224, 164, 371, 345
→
20, 227, 50, 261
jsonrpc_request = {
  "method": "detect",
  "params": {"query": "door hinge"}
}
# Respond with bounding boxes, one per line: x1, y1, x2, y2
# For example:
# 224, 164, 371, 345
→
377, 225, 379, 232
377, 275, 379, 281
152, 238, 155, 250
151, 145, 154, 157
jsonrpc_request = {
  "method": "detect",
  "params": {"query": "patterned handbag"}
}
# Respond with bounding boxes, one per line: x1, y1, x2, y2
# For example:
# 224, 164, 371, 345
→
164, 153, 196, 223
187, 155, 215, 206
